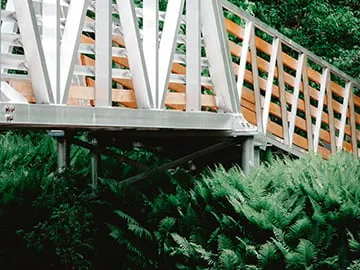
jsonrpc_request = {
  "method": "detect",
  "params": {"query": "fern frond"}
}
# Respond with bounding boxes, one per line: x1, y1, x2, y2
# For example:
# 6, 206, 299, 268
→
114, 209, 138, 225
128, 223, 152, 241
158, 216, 176, 233
171, 233, 193, 258
258, 242, 279, 267
295, 239, 318, 267
348, 231, 360, 252
309, 197, 326, 224
218, 234, 234, 252
190, 242, 215, 266
219, 249, 239, 270
287, 217, 311, 240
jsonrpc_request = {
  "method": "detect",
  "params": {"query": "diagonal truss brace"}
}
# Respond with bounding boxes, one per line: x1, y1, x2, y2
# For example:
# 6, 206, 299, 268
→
13, 0, 54, 104
201, 0, 239, 113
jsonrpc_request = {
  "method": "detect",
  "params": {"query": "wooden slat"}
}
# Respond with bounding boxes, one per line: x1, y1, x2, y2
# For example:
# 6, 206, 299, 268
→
8, 81, 217, 110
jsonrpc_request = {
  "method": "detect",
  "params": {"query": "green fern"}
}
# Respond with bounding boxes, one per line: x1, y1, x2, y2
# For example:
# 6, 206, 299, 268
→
219, 249, 240, 270
258, 242, 279, 267
348, 231, 360, 252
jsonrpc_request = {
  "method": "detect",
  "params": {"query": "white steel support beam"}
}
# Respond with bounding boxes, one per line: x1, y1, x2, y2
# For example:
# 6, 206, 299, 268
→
337, 81, 352, 151
313, 68, 329, 153
143, 0, 159, 107
201, 0, 239, 113
95, 0, 112, 107
13, 0, 54, 104
117, 0, 154, 109
289, 53, 305, 145
302, 56, 313, 152
249, 24, 263, 134
60, 0, 89, 104
277, 42, 289, 144
326, 75, 336, 154
186, 0, 201, 111
262, 37, 279, 133
159, 0, 184, 109
236, 21, 252, 103
42, 0, 61, 103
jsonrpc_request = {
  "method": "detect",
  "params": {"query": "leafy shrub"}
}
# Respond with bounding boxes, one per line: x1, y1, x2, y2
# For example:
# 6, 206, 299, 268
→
142, 153, 360, 269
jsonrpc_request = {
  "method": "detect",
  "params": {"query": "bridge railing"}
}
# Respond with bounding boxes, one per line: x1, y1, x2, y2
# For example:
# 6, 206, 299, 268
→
1, 0, 360, 157
223, 0, 360, 158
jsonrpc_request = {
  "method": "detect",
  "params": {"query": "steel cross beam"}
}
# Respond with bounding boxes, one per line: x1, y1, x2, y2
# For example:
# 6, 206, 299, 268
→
118, 139, 237, 186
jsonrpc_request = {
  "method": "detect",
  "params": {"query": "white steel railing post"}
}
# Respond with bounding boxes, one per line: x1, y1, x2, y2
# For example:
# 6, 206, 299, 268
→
236, 21, 252, 105
201, 0, 239, 113
186, 0, 201, 111
288, 53, 305, 145
95, 0, 112, 107
13, 0, 54, 104
262, 37, 279, 133
313, 68, 329, 152
158, 0, 185, 109
337, 81, 352, 151
42, 0, 61, 104
60, 0, 89, 104
117, 0, 154, 109
143, 0, 159, 108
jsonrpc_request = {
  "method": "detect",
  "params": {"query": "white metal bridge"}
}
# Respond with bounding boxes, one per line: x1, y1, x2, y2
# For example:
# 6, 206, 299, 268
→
1, 0, 360, 173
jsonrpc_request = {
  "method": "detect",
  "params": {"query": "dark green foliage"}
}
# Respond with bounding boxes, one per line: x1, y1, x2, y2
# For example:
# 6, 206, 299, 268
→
19, 171, 95, 269
2, 133, 360, 269
140, 153, 360, 269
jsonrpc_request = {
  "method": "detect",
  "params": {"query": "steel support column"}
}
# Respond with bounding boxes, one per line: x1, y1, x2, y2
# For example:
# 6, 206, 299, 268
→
56, 133, 70, 171
240, 136, 258, 174
90, 138, 99, 190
